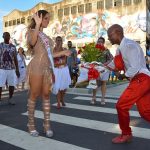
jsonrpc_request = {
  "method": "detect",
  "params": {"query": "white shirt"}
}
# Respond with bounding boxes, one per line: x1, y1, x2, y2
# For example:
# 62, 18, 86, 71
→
108, 37, 150, 78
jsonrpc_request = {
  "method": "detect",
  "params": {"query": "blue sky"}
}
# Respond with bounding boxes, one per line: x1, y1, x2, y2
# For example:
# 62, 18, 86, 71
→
0, 0, 61, 42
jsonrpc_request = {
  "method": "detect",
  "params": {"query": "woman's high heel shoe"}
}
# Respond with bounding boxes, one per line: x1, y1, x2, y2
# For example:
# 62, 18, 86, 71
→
29, 130, 39, 137
44, 129, 54, 138
27, 124, 39, 137
42, 99, 53, 137
27, 100, 38, 137
43, 124, 53, 138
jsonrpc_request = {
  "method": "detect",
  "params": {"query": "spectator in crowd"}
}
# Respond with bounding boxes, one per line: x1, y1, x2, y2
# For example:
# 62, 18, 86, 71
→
67, 41, 77, 86
53, 36, 71, 109
0, 32, 20, 105
145, 45, 150, 70
72, 58, 80, 86
109, 71, 118, 83
106, 24, 150, 144
16, 47, 26, 90
91, 37, 113, 105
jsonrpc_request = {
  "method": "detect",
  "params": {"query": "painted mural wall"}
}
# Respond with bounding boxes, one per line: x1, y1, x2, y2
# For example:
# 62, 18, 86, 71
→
11, 24, 27, 48
45, 10, 146, 43
10, 9, 146, 50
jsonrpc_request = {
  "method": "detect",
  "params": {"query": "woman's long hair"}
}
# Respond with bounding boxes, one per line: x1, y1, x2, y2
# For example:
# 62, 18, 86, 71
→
27, 10, 49, 55
28, 10, 49, 29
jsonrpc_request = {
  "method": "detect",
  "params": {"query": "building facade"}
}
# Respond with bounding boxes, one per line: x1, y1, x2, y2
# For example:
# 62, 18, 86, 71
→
146, 0, 150, 45
3, 0, 146, 49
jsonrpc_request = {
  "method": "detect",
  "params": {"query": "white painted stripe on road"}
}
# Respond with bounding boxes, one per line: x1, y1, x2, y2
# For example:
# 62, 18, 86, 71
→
74, 96, 118, 103
0, 95, 8, 98
2, 91, 9, 94
73, 96, 137, 106
23, 111, 150, 139
66, 91, 119, 99
0, 124, 90, 150
52, 103, 140, 117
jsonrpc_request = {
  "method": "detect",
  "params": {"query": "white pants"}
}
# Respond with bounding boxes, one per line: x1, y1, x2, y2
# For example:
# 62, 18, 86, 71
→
0, 69, 16, 87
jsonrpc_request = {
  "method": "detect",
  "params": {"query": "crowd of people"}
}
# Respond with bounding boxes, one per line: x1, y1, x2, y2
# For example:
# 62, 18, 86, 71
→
0, 9, 150, 144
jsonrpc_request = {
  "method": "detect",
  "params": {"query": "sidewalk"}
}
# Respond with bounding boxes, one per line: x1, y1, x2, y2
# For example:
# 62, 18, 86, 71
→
67, 81, 129, 99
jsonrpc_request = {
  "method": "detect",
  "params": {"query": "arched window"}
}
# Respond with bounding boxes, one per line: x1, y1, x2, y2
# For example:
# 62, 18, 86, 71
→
105, 0, 112, 9
9, 20, 12, 26
124, 0, 131, 6
85, 3, 92, 13
58, 9, 63, 18
133, 0, 142, 4
64, 7, 70, 16
78, 4, 84, 13
5, 21, 8, 27
13, 20, 16, 25
21, 17, 25, 24
17, 19, 20, 25
114, 0, 122, 7
97, 0, 104, 9
71, 6, 77, 14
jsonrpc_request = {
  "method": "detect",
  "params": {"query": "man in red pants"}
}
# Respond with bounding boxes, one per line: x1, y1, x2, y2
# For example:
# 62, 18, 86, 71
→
106, 24, 150, 144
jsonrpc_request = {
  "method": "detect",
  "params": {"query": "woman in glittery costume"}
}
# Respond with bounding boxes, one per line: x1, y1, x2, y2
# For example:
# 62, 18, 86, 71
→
26, 10, 70, 137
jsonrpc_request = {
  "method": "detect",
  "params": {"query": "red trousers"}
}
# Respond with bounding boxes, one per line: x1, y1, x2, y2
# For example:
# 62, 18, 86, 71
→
116, 73, 150, 135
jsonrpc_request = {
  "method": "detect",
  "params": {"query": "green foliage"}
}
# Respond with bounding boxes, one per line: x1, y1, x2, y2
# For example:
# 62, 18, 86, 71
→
79, 42, 105, 63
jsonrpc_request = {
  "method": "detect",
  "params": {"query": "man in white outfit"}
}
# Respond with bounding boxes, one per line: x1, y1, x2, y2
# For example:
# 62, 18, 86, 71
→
0, 32, 20, 105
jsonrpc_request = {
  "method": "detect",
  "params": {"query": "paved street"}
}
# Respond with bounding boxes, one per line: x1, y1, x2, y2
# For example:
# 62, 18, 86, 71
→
0, 83, 150, 150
